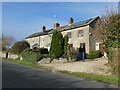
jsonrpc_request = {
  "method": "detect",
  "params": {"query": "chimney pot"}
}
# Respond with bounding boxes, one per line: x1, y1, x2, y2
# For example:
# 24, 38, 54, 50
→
69, 17, 74, 24
54, 22, 60, 29
42, 26, 46, 32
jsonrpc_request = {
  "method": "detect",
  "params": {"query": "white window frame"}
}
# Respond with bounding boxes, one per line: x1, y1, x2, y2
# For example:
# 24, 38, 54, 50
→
42, 38, 44, 42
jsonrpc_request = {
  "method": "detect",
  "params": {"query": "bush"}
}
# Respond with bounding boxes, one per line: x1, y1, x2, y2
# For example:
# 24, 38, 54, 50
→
107, 48, 119, 75
65, 46, 78, 62
70, 48, 77, 60
49, 30, 64, 59
38, 48, 48, 54
63, 34, 69, 55
42, 54, 49, 58
11, 40, 30, 55
107, 49, 113, 62
21, 49, 43, 63
32, 47, 39, 51
86, 50, 101, 59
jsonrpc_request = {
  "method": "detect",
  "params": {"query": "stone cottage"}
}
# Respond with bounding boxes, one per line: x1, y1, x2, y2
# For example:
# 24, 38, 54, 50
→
25, 16, 100, 54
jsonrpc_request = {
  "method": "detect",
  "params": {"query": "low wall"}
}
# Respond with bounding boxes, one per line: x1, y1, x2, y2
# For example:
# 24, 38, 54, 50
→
0, 52, 18, 59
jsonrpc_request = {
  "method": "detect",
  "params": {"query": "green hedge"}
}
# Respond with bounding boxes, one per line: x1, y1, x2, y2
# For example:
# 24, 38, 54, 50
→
86, 50, 101, 59
32, 48, 48, 54
38, 48, 48, 54
21, 49, 43, 63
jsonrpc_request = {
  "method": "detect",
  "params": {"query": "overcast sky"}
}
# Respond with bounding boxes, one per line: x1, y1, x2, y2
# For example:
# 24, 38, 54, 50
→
2, 2, 118, 41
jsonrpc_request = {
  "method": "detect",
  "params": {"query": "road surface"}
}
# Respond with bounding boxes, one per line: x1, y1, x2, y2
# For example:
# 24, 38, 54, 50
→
2, 59, 118, 88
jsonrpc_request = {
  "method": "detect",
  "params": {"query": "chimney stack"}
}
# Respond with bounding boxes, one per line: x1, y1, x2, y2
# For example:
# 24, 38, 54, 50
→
54, 22, 60, 29
69, 17, 74, 24
42, 26, 46, 32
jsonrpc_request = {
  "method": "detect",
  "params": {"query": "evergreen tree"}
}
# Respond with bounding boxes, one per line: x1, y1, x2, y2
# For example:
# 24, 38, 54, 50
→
63, 34, 69, 55
49, 30, 64, 60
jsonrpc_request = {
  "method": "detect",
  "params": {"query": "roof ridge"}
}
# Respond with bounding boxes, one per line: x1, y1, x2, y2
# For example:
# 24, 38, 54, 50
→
26, 16, 99, 39
45, 16, 99, 31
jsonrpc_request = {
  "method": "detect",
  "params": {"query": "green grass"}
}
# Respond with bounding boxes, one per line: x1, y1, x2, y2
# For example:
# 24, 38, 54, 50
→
59, 70, 119, 85
3, 58, 119, 86
3, 58, 53, 70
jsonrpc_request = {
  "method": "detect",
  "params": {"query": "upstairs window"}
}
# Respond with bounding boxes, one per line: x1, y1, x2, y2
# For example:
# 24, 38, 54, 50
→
78, 30, 83, 37
42, 38, 44, 42
32, 40, 34, 44
67, 32, 72, 38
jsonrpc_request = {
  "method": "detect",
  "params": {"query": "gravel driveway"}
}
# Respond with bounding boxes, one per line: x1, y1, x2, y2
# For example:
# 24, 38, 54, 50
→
39, 57, 112, 75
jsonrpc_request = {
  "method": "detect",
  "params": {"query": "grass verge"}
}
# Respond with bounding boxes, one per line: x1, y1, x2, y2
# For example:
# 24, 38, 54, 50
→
3, 58, 119, 86
3, 58, 53, 71
58, 70, 119, 86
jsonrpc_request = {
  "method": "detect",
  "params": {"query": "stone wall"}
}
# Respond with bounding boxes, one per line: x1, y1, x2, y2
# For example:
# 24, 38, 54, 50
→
25, 37, 40, 49
38, 58, 68, 64
61, 25, 90, 53
0, 52, 18, 59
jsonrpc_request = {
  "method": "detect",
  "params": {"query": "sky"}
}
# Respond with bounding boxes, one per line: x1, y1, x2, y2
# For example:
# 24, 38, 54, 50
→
2, 2, 118, 41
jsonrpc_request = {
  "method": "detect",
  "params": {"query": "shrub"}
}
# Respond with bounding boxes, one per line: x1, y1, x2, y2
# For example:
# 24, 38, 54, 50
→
70, 48, 77, 60
21, 49, 43, 63
11, 40, 30, 55
86, 50, 101, 59
32, 47, 39, 51
49, 30, 64, 60
107, 48, 113, 62
38, 48, 48, 54
66, 46, 77, 62
107, 48, 119, 75
63, 34, 69, 55
42, 54, 49, 58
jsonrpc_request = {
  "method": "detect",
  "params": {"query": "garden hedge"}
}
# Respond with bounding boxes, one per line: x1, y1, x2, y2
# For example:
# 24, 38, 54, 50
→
86, 50, 101, 59
21, 49, 43, 63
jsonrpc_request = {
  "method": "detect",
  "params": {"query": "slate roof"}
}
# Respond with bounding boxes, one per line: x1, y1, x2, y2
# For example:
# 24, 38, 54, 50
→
25, 29, 52, 39
26, 16, 99, 39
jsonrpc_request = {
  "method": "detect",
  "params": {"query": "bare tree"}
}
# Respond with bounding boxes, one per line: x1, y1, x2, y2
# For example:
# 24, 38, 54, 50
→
94, 8, 118, 43
0, 34, 16, 51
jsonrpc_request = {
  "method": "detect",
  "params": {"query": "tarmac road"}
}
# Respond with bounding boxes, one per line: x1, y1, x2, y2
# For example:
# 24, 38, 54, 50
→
2, 59, 119, 88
